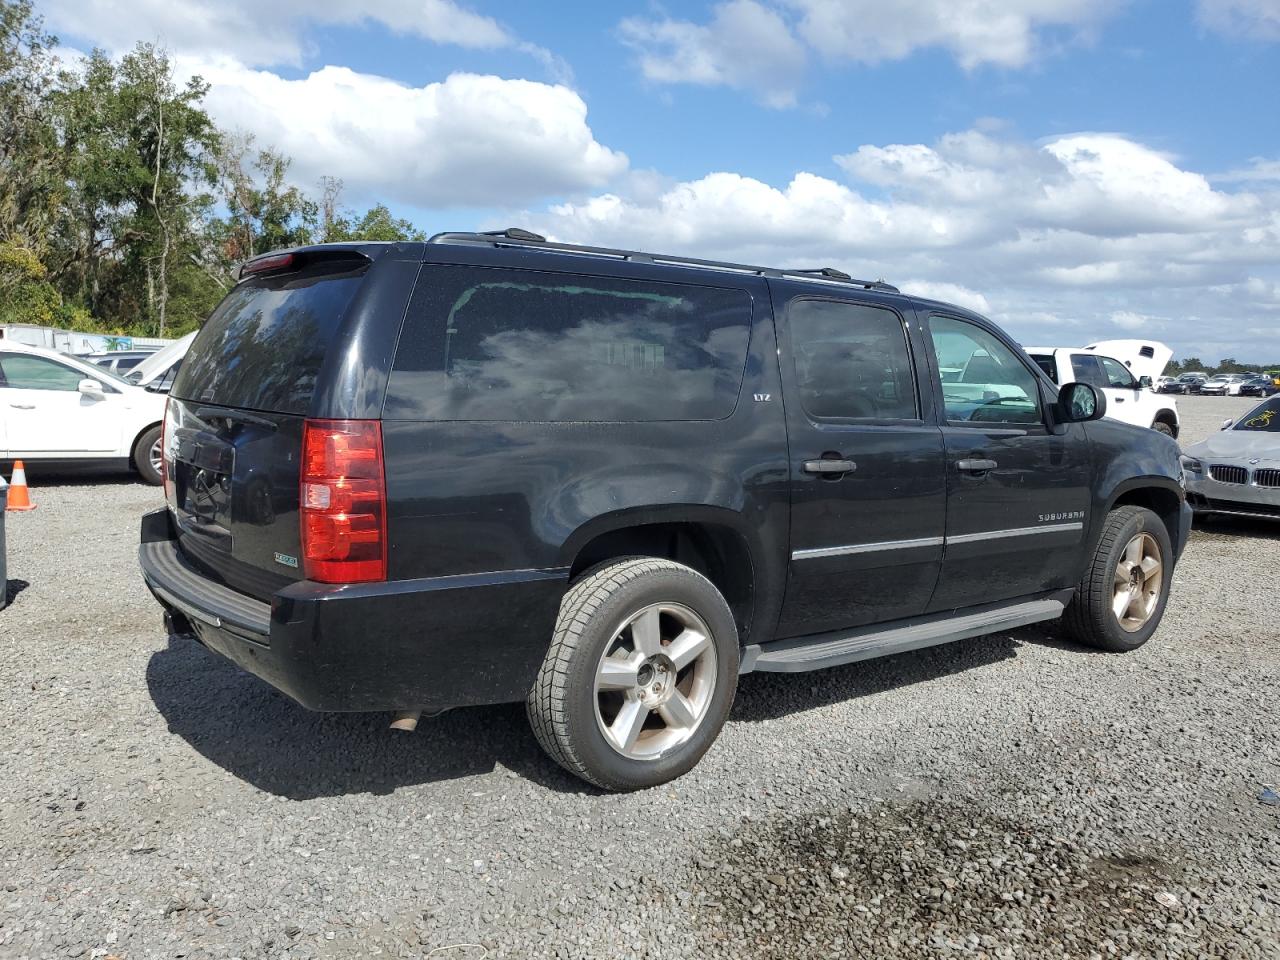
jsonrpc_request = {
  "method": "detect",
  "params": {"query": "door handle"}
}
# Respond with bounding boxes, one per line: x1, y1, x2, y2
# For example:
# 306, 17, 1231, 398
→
803, 458, 856, 475
1114, 397, 1125, 403
9, 403, 35, 410
956, 458, 998, 473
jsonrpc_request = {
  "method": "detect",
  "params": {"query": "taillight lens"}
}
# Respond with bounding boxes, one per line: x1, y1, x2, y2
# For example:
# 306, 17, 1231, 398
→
300, 419, 387, 583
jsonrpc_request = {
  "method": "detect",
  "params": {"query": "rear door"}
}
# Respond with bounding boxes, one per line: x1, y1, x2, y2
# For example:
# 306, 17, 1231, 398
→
774, 290, 946, 638
923, 313, 1092, 609
165, 254, 376, 600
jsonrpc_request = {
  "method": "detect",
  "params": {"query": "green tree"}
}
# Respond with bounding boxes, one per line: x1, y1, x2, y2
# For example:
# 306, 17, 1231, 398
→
318, 177, 425, 242
0, 0, 61, 247
213, 134, 317, 263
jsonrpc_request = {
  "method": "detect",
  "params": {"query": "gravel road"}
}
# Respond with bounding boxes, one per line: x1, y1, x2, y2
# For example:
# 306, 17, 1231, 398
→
2, 395, 1278, 959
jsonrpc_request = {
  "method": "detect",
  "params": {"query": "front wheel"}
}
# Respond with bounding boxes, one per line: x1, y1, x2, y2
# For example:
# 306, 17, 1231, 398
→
132, 425, 163, 486
1064, 506, 1173, 652
1152, 420, 1175, 438
527, 557, 739, 791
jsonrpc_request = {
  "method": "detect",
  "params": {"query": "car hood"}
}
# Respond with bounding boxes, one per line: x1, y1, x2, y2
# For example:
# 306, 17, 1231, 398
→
1184, 430, 1280, 462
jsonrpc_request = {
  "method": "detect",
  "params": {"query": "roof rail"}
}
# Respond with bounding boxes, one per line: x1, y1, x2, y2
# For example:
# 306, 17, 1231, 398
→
427, 228, 899, 293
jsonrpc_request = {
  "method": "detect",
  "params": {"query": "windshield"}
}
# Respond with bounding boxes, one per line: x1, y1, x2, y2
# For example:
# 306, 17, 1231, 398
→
1234, 396, 1280, 432
63, 354, 131, 386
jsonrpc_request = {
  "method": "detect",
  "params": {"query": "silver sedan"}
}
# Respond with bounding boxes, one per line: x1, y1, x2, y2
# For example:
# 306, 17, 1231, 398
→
1181, 395, 1280, 520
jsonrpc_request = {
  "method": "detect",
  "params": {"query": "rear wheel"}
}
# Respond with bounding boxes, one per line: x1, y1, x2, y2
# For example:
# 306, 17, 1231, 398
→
1064, 506, 1172, 652
1152, 420, 1175, 438
527, 557, 739, 791
132, 425, 163, 486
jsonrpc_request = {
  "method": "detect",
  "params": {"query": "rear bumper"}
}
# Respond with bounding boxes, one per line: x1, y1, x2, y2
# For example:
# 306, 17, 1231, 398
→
138, 509, 568, 711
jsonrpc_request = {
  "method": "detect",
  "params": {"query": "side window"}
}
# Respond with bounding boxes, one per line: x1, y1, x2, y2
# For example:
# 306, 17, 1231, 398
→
0, 354, 86, 391
1098, 356, 1136, 389
386, 266, 753, 422
1070, 354, 1106, 388
788, 299, 918, 420
1030, 355, 1058, 383
929, 317, 1042, 425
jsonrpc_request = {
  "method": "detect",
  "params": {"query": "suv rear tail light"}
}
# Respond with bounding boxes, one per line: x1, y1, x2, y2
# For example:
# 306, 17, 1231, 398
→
301, 419, 387, 583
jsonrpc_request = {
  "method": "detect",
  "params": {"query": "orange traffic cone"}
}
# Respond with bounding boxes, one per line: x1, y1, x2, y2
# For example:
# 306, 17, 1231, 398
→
6, 460, 36, 511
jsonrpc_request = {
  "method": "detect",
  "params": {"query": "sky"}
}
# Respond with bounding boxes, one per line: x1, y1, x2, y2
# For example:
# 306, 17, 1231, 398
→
41, 0, 1280, 363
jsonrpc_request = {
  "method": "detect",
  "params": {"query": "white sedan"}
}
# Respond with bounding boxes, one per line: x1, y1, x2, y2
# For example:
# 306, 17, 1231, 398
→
0, 340, 168, 484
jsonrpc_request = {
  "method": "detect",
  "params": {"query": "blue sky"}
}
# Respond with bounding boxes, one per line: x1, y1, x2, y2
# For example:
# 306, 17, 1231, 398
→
43, 0, 1280, 362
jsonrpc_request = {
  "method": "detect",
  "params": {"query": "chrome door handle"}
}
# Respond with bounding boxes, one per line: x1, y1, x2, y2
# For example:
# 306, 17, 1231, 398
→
956, 458, 998, 473
9, 403, 35, 410
803, 459, 856, 475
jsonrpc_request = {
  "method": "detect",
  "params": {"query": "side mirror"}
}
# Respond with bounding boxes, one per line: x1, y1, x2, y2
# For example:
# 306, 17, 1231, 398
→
1221, 418, 1234, 430
1138, 375, 1153, 389
77, 378, 104, 397
1057, 382, 1105, 423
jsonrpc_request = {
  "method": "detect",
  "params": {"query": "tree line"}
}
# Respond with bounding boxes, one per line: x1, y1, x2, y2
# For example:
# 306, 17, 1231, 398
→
0, 0, 423, 339
1166, 358, 1280, 377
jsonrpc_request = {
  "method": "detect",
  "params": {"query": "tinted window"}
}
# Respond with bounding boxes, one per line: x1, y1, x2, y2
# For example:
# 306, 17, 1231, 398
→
386, 266, 752, 421
1029, 354, 1057, 382
1235, 397, 1280, 432
1098, 356, 1136, 388
930, 317, 1042, 425
0, 354, 85, 391
174, 261, 366, 414
1070, 354, 1106, 388
789, 299, 917, 420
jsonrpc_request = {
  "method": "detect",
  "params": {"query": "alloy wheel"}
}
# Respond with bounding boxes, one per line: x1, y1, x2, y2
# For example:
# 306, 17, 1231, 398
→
592, 602, 718, 760
1112, 532, 1163, 633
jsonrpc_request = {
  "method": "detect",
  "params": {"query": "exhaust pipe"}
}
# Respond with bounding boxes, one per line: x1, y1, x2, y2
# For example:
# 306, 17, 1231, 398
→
389, 710, 421, 732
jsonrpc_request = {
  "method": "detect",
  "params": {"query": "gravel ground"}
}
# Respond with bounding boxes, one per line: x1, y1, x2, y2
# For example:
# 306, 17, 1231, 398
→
2, 395, 1278, 959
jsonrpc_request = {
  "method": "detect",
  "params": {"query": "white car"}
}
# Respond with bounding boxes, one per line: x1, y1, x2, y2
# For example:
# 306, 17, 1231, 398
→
1025, 340, 1179, 438
0, 340, 167, 484
1199, 374, 1250, 397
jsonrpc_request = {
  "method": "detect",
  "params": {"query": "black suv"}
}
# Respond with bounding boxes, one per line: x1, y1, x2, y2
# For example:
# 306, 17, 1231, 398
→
139, 230, 1190, 791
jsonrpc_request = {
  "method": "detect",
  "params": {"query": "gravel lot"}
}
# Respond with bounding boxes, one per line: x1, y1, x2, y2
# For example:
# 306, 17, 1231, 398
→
2, 394, 1278, 959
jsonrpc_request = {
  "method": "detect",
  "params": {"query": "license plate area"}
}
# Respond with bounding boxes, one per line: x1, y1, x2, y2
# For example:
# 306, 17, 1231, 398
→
173, 429, 236, 549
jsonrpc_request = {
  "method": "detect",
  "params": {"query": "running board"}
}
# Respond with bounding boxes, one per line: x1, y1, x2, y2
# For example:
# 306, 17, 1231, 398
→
740, 595, 1069, 675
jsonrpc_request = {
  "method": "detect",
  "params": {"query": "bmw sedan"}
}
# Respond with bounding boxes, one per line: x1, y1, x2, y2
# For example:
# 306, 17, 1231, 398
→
1182, 395, 1280, 521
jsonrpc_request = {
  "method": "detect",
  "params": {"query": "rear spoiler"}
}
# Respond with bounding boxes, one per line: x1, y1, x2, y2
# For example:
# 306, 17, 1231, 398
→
236, 247, 375, 282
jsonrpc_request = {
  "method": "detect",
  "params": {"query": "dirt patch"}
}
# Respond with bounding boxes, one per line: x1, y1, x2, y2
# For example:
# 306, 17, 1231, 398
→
687, 801, 1246, 959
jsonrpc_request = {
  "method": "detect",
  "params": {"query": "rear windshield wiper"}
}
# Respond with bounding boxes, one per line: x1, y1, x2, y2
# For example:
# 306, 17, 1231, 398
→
195, 406, 279, 431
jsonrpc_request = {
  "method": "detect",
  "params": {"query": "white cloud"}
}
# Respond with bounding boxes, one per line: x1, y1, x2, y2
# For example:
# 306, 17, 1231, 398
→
1212, 157, 1280, 183
899, 281, 992, 314
1197, 0, 1280, 40
619, 0, 807, 108
522, 128, 1280, 361
788, 0, 1119, 69
619, 0, 1123, 104
42, 0, 565, 76
189, 62, 627, 208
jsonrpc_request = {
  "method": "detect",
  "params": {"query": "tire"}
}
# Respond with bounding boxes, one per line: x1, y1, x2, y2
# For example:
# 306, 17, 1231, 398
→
1152, 420, 1175, 438
1064, 506, 1173, 652
132, 425, 163, 486
527, 557, 739, 791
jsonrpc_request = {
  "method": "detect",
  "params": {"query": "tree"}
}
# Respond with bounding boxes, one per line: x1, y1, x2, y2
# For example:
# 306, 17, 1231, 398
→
50, 44, 219, 335
213, 135, 317, 264
318, 177, 425, 243
0, 0, 61, 247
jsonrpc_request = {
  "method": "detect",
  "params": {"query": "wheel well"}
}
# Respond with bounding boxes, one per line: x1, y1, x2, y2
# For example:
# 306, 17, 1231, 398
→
1152, 409, 1179, 437
569, 522, 755, 644
1112, 487, 1183, 546
129, 422, 162, 465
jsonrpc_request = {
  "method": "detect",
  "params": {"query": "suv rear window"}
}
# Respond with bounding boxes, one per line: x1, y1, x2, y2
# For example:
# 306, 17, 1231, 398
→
386, 266, 752, 421
173, 261, 367, 414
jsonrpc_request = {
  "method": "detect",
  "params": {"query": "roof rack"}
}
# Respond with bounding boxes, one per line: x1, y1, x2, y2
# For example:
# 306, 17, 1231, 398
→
428, 228, 899, 293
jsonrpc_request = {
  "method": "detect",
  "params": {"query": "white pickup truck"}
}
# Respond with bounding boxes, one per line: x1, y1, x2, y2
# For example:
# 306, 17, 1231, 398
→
1025, 339, 1180, 438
